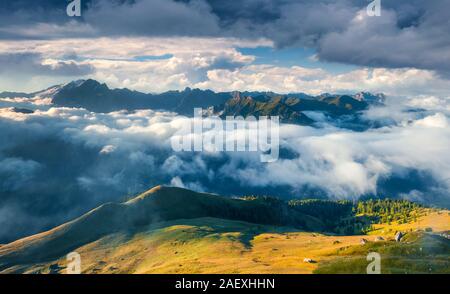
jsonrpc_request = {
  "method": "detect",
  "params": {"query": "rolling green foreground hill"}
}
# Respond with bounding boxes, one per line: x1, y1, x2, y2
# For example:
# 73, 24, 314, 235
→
0, 186, 448, 274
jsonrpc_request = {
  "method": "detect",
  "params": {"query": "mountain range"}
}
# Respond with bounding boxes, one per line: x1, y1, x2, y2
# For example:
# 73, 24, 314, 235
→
1, 79, 385, 125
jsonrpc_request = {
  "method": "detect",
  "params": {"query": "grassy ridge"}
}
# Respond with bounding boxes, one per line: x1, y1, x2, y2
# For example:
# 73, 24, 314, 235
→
0, 186, 448, 274
0, 186, 324, 270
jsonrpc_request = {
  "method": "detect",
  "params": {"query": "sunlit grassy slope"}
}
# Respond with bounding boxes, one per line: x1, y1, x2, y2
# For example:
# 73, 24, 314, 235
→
315, 231, 450, 274
0, 186, 448, 274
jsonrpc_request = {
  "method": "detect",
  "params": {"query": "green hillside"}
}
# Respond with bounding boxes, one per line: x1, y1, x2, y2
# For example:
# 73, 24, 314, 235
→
0, 186, 323, 271
0, 186, 448, 274
218, 94, 314, 125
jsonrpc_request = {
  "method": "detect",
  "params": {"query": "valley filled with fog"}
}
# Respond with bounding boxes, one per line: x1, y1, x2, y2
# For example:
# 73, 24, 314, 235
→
0, 86, 449, 243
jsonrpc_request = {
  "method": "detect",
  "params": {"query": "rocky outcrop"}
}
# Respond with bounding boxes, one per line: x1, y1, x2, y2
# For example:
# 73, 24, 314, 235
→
395, 232, 404, 242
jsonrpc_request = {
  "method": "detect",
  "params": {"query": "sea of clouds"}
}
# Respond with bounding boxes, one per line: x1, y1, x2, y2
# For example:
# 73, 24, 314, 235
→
0, 93, 449, 242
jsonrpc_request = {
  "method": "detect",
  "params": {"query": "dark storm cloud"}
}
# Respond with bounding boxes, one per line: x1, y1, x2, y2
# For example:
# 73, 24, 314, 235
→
84, 0, 220, 36
317, 0, 450, 76
203, 0, 450, 74
206, 0, 359, 47
0, 1, 68, 32
0, 53, 95, 76
0, 0, 220, 39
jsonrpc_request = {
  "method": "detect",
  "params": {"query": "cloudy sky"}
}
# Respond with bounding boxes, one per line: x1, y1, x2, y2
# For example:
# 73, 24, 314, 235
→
0, 0, 449, 98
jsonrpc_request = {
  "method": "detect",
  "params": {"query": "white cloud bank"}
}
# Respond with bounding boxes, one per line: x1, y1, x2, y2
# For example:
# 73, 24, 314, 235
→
0, 94, 449, 201
1, 37, 450, 99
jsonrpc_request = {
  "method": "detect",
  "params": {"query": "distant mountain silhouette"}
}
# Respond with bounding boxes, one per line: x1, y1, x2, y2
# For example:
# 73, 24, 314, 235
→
51, 79, 231, 114
0, 92, 33, 98
7, 79, 381, 123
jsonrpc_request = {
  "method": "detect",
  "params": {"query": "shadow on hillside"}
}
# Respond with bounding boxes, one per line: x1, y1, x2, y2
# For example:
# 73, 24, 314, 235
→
132, 217, 305, 249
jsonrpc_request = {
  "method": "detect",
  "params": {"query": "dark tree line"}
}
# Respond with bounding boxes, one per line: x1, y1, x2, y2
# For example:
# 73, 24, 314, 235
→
288, 199, 354, 229
240, 196, 426, 235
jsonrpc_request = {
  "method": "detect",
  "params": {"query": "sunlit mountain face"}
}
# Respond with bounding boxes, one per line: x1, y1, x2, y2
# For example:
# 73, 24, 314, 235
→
0, 0, 449, 249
